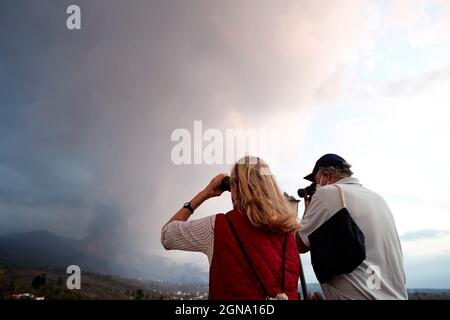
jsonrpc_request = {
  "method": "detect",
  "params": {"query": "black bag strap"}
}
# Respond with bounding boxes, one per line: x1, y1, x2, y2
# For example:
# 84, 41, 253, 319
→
281, 232, 287, 293
225, 214, 287, 298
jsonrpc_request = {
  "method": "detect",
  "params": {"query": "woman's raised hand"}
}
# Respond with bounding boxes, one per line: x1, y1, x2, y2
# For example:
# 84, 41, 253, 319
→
203, 173, 227, 198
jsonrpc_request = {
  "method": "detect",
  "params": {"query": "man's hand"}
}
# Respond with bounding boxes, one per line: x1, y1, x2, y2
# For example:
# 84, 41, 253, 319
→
304, 195, 311, 210
203, 173, 227, 198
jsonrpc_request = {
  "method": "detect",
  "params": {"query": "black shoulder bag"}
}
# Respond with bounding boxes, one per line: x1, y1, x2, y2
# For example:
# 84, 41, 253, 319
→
308, 184, 366, 284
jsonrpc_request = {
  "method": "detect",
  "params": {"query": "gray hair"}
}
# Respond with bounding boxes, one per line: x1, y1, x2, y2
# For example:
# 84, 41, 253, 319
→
317, 164, 353, 179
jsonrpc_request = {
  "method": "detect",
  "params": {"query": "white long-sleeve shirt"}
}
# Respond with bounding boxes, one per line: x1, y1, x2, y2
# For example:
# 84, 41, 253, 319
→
298, 177, 408, 300
161, 215, 216, 263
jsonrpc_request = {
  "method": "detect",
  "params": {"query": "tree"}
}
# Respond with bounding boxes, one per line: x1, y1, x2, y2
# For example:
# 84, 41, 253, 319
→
0, 265, 4, 293
8, 280, 17, 294
0, 264, 4, 279
0, 265, 5, 299
135, 289, 144, 300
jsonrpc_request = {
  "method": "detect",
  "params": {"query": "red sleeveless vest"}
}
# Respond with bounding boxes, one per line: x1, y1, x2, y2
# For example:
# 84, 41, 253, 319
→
209, 209, 300, 300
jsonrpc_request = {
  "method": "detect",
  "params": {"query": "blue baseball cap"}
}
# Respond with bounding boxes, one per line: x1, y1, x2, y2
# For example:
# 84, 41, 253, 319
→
303, 153, 351, 182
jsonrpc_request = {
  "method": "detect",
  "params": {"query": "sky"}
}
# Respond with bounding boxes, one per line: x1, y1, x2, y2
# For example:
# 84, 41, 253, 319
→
1, 0, 450, 288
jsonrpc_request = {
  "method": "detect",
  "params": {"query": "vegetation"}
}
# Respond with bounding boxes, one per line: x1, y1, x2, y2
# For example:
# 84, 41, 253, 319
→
408, 290, 450, 300
2, 265, 449, 300
0, 265, 208, 300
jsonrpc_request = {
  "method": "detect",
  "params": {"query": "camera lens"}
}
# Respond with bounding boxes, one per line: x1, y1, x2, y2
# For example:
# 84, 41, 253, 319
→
297, 182, 316, 199
297, 188, 306, 198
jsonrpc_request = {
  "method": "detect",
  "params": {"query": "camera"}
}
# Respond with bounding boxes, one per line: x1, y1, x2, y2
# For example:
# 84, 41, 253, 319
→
297, 182, 316, 200
219, 176, 231, 192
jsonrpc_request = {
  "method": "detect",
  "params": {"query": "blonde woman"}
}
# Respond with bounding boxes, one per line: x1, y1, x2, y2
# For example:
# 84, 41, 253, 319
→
161, 156, 300, 300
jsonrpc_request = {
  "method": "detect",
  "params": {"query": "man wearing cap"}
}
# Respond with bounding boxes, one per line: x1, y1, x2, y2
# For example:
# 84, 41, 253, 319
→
297, 154, 407, 299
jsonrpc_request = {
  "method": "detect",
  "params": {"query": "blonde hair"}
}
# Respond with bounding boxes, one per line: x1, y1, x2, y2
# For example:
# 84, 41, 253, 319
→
230, 156, 300, 233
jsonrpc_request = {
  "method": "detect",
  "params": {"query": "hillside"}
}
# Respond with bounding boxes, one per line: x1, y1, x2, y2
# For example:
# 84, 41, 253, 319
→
0, 230, 208, 284
1, 231, 449, 300
0, 265, 208, 300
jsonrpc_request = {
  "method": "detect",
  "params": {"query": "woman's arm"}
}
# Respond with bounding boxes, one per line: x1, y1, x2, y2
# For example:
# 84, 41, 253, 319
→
162, 173, 226, 228
161, 215, 216, 259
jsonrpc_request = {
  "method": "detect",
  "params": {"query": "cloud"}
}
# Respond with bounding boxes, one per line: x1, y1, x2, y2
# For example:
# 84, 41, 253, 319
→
387, 0, 426, 28
314, 65, 347, 102
386, 0, 450, 39
401, 229, 450, 242
0, 0, 375, 274
381, 65, 450, 97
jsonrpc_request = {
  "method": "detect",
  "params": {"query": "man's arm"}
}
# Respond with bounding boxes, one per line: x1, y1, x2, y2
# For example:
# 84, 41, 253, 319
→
296, 194, 330, 254
296, 232, 310, 254
296, 197, 311, 254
